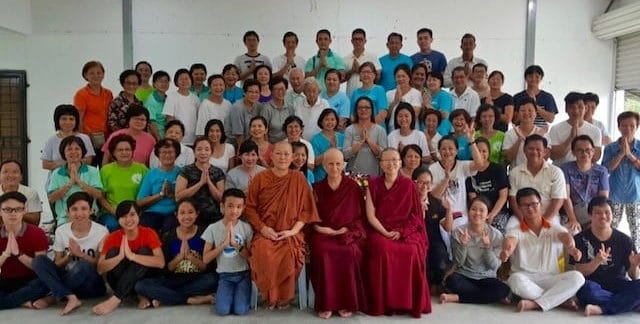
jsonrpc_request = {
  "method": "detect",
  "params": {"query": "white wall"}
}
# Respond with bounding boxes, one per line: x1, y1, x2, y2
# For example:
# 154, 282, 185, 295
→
0, 0, 32, 34
0, 0, 614, 221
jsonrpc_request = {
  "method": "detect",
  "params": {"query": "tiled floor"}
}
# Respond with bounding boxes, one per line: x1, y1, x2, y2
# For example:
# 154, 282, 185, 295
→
2, 299, 638, 324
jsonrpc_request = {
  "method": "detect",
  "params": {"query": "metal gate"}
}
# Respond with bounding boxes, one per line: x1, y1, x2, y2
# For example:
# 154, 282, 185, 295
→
0, 70, 29, 184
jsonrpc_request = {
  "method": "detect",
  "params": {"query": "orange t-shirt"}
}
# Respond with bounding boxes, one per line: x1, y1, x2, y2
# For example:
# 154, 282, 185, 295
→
73, 85, 113, 134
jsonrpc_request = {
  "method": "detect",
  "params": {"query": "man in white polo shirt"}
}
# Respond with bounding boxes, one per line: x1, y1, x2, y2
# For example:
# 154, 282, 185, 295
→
294, 78, 330, 140
507, 134, 577, 231
549, 92, 602, 166
500, 187, 584, 312
450, 66, 481, 118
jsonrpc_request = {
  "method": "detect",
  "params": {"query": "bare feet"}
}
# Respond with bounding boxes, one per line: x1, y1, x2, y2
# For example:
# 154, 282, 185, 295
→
32, 296, 56, 309
151, 300, 161, 308
517, 299, 540, 312
187, 295, 214, 305
439, 293, 460, 304
266, 302, 276, 310
92, 296, 121, 315
137, 296, 151, 309
584, 304, 603, 316
560, 299, 578, 311
318, 311, 332, 319
338, 310, 352, 318
277, 302, 290, 310
500, 295, 512, 305
60, 295, 82, 316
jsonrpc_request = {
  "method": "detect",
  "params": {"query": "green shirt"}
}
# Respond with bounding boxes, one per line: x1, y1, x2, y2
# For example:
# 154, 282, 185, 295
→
135, 87, 155, 102
304, 49, 346, 90
475, 130, 506, 165
48, 164, 103, 225
100, 162, 148, 211
190, 85, 211, 102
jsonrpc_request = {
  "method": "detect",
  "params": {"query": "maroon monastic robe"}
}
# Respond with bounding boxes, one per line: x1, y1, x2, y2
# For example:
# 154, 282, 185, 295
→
364, 175, 431, 318
310, 175, 367, 312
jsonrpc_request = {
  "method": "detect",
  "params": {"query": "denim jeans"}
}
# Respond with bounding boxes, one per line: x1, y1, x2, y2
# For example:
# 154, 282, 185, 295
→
135, 272, 217, 305
577, 279, 640, 315
216, 271, 251, 315
141, 211, 177, 234
0, 277, 49, 310
32, 255, 106, 300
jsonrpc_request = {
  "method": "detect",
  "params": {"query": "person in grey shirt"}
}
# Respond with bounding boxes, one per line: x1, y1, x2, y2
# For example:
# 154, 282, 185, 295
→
260, 76, 295, 143
229, 79, 261, 144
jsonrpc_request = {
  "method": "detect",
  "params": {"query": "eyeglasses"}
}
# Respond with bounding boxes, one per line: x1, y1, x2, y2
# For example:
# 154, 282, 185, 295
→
520, 202, 540, 210
1, 207, 25, 214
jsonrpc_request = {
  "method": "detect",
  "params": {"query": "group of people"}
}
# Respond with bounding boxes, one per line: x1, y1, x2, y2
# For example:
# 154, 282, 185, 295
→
0, 26, 640, 319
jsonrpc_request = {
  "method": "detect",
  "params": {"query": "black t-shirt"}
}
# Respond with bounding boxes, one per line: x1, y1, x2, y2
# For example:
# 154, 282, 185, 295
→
425, 194, 448, 250
571, 229, 634, 288
465, 162, 508, 213
481, 93, 513, 132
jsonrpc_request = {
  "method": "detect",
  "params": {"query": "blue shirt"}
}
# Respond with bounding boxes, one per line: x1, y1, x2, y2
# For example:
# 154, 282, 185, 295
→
350, 85, 389, 120
223, 86, 244, 104
321, 91, 351, 119
310, 131, 345, 182
136, 167, 181, 214
410, 50, 447, 74
560, 162, 609, 205
378, 54, 413, 91
455, 135, 472, 161
513, 90, 558, 128
602, 139, 640, 203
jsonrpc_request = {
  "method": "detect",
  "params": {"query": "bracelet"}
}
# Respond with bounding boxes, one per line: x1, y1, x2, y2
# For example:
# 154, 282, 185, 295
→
468, 140, 477, 147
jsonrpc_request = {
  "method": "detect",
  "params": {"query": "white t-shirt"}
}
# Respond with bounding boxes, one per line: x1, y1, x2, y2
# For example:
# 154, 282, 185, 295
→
294, 98, 330, 140
387, 129, 429, 157
343, 51, 381, 97
201, 220, 253, 273
0, 184, 42, 213
548, 120, 602, 165
148, 143, 195, 169
271, 54, 306, 80
163, 91, 200, 145
195, 98, 232, 136
53, 221, 108, 264
502, 126, 549, 168
209, 143, 236, 173
429, 160, 476, 221
386, 88, 423, 130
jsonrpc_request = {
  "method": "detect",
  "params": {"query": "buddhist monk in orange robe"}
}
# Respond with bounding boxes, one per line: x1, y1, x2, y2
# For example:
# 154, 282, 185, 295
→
245, 141, 320, 309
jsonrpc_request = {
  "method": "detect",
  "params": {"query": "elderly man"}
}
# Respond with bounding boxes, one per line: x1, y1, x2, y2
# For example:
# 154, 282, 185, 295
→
285, 68, 306, 107
294, 78, 331, 140
310, 148, 366, 319
572, 196, 640, 316
500, 187, 585, 312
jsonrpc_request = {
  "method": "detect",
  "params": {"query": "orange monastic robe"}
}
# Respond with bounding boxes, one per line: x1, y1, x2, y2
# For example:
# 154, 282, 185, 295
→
246, 169, 320, 304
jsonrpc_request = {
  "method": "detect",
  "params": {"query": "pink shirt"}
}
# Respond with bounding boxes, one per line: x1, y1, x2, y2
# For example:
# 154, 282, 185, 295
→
102, 129, 156, 166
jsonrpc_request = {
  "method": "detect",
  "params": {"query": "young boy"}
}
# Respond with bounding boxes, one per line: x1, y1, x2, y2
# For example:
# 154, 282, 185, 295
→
202, 188, 253, 315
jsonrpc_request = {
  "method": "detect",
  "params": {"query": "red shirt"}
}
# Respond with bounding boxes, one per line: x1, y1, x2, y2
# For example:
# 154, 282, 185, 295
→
0, 224, 48, 280
101, 226, 161, 255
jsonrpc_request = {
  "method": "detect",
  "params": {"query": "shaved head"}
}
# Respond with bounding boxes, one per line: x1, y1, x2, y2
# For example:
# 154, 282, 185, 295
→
322, 148, 344, 178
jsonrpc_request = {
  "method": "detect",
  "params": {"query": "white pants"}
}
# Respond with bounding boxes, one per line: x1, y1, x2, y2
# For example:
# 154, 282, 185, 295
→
507, 271, 584, 311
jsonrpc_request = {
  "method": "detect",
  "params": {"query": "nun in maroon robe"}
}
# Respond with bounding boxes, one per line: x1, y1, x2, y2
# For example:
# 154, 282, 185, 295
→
309, 149, 367, 319
363, 148, 431, 318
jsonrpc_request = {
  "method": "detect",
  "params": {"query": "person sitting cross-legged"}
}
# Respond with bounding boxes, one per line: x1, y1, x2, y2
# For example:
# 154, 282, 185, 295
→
500, 187, 585, 312
571, 196, 640, 316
